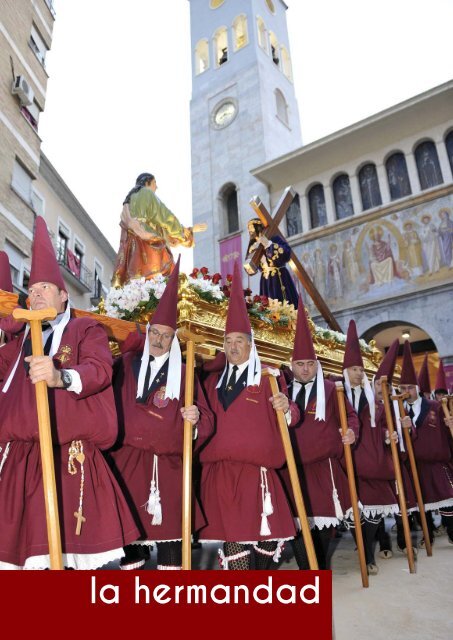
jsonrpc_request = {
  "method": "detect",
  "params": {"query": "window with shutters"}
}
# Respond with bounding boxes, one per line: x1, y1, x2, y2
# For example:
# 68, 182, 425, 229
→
11, 159, 33, 204
29, 24, 48, 66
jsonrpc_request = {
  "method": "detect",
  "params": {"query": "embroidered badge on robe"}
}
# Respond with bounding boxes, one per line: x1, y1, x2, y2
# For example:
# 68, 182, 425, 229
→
246, 384, 260, 394
55, 345, 72, 365
153, 385, 169, 408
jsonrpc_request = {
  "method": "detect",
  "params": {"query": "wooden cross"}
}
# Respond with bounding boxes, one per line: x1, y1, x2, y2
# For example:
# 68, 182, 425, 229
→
246, 188, 342, 332
74, 509, 86, 536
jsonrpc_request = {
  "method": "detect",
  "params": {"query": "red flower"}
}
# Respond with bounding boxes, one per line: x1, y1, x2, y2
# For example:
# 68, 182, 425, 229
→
243, 288, 252, 296
253, 295, 261, 303
226, 274, 233, 283
203, 275, 211, 280
200, 267, 209, 275
260, 295, 269, 306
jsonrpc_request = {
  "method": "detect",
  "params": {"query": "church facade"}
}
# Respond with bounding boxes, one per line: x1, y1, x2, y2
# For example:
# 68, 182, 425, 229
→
188, 1, 453, 387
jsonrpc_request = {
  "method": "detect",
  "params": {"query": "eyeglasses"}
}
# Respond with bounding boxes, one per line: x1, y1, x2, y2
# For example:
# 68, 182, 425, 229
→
149, 327, 174, 341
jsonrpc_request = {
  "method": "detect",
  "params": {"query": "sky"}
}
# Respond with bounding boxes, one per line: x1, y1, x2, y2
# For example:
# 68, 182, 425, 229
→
39, 0, 453, 262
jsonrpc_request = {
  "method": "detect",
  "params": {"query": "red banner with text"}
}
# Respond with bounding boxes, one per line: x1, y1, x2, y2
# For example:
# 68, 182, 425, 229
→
0, 570, 332, 638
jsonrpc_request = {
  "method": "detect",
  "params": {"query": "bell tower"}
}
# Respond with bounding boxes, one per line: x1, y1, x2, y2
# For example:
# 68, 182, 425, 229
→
189, 0, 302, 276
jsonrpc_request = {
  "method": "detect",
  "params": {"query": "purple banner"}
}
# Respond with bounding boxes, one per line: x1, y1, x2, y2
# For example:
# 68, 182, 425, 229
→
219, 234, 242, 283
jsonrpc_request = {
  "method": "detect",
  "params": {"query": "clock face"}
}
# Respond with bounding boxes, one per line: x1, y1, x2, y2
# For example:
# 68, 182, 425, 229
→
213, 101, 237, 128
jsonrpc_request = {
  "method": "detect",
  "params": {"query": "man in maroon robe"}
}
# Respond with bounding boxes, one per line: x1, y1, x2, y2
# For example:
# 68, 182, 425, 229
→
342, 320, 398, 575
198, 262, 299, 570
399, 341, 453, 546
0, 217, 138, 569
281, 298, 358, 570
110, 257, 214, 569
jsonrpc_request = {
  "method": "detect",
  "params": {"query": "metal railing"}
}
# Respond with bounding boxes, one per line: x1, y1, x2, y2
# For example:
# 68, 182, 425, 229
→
56, 247, 93, 291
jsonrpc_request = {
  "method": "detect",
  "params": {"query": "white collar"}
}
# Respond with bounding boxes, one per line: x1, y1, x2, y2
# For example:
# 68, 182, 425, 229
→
294, 377, 315, 387
150, 350, 170, 368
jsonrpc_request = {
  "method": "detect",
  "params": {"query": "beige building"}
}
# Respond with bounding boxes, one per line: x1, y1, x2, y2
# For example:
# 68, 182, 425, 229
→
0, 1, 115, 309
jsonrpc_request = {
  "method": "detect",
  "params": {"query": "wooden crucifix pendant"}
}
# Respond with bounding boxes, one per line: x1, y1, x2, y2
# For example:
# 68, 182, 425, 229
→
74, 509, 86, 536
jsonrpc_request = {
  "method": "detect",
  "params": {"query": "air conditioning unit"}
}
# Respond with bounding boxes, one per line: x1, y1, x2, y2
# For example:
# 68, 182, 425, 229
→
11, 75, 34, 106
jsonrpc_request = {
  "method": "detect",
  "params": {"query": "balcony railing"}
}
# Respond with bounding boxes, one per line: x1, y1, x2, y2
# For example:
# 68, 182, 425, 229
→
57, 247, 93, 293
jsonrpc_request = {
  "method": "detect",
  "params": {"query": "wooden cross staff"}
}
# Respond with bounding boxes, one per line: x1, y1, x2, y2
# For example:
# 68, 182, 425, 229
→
261, 369, 318, 570
380, 376, 416, 573
335, 382, 369, 588
177, 327, 206, 570
13, 306, 63, 570
392, 391, 432, 557
246, 188, 342, 332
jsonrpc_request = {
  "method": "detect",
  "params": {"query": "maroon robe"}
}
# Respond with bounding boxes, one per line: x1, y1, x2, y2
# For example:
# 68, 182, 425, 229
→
353, 397, 398, 515
375, 402, 417, 510
0, 318, 139, 568
110, 349, 214, 542
408, 398, 453, 509
282, 377, 360, 527
199, 368, 299, 542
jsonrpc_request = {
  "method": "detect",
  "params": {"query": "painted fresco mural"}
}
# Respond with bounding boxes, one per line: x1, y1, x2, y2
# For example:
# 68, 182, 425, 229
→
295, 194, 453, 313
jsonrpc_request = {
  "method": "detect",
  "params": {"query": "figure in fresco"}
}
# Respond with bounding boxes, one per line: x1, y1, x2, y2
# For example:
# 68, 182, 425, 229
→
342, 238, 360, 287
327, 243, 343, 299
313, 247, 327, 298
402, 221, 423, 277
420, 214, 442, 275
367, 225, 401, 285
112, 172, 207, 286
438, 208, 453, 268
301, 251, 314, 281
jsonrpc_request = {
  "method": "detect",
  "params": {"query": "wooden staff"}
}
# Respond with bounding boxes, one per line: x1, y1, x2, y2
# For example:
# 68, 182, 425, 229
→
13, 307, 63, 570
262, 369, 319, 570
380, 376, 416, 573
441, 398, 453, 439
178, 328, 205, 570
335, 382, 369, 588
392, 392, 432, 557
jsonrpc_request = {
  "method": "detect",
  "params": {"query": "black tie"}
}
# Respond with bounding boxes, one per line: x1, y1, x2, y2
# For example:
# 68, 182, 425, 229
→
141, 355, 155, 399
351, 388, 356, 408
226, 365, 238, 393
408, 405, 415, 420
295, 382, 308, 416
24, 327, 53, 374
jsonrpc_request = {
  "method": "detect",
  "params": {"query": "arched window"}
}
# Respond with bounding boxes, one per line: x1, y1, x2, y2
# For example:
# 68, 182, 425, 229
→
257, 17, 268, 53
386, 152, 411, 200
213, 27, 228, 67
269, 31, 279, 66
222, 184, 239, 234
286, 194, 302, 236
233, 15, 248, 51
359, 163, 382, 210
445, 130, 453, 175
194, 39, 209, 75
308, 184, 327, 228
275, 89, 288, 126
333, 174, 354, 220
415, 140, 443, 190
280, 45, 292, 82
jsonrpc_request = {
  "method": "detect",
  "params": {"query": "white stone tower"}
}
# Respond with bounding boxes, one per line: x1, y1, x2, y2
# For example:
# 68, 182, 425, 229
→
189, 0, 302, 275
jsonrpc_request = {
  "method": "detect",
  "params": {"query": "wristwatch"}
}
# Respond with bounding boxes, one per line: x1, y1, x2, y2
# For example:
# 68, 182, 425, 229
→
60, 369, 73, 390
